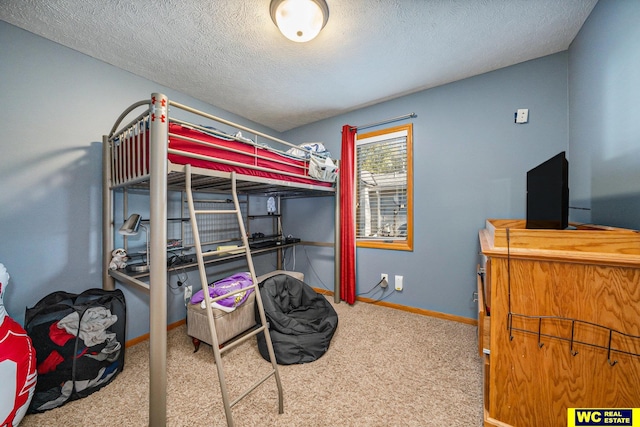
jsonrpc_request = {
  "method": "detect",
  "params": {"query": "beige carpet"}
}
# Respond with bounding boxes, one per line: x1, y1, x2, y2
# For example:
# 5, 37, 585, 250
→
20, 298, 483, 426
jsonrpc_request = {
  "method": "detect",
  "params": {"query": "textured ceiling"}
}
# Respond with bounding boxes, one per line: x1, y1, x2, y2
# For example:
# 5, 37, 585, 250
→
1, 0, 598, 132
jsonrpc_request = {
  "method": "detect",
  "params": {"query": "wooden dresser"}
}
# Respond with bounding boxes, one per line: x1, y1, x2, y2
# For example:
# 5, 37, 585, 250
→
478, 219, 640, 427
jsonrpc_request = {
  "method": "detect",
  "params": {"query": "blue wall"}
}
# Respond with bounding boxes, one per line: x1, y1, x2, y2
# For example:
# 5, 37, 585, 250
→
0, 22, 283, 339
285, 0, 640, 320
283, 53, 569, 319
568, 0, 640, 229
1, 0, 637, 339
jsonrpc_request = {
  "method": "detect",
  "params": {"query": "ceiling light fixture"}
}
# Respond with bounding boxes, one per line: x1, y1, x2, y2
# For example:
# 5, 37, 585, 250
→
270, 0, 329, 43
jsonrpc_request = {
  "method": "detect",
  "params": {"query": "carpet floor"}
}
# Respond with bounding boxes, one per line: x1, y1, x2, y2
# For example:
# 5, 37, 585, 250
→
20, 297, 484, 426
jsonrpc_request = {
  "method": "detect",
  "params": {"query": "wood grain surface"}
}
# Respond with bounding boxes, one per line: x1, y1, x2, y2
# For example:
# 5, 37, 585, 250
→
481, 221, 640, 427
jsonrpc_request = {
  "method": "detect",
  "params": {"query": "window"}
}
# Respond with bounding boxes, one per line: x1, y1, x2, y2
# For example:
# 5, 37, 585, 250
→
355, 123, 413, 251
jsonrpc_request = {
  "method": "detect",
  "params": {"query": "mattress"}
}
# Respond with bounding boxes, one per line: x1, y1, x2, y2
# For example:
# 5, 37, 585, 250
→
167, 124, 333, 187
111, 122, 335, 188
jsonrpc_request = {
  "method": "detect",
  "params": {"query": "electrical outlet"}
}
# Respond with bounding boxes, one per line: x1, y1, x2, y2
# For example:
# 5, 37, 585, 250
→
395, 275, 403, 291
380, 273, 389, 288
515, 108, 529, 124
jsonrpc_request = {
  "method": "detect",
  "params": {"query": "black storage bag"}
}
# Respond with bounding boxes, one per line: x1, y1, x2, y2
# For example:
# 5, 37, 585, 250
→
256, 274, 338, 365
24, 288, 126, 413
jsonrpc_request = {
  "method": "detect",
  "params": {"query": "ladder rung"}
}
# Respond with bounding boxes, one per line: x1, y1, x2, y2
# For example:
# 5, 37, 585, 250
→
201, 246, 247, 257
201, 283, 257, 305
194, 209, 239, 215
220, 324, 266, 354
230, 369, 277, 408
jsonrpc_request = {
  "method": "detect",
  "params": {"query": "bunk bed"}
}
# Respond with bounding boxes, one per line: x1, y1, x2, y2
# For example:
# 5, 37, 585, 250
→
101, 93, 339, 426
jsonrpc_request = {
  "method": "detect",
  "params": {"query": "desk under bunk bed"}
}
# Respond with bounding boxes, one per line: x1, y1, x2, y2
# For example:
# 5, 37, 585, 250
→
101, 93, 339, 426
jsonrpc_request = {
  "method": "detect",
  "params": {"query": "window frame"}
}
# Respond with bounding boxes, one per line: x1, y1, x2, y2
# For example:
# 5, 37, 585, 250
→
355, 123, 413, 251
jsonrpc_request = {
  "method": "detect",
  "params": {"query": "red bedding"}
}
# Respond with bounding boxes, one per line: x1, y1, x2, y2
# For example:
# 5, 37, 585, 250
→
112, 123, 333, 188
167, 124, 331, 187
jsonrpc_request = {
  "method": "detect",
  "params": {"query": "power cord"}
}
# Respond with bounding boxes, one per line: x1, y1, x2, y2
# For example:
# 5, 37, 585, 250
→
278, 245, 400, 303
279, 245, 297, 271
358, 277, 386, 295
357, 276, 399, 302
300, 246, 395, 302
302, 246, 332, 292
168, 266, 192, 306
167, 256, 189, 292
369, 288, 397, 303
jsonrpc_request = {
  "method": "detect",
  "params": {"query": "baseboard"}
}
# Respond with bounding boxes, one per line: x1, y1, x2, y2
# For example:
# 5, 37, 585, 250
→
313, 287, 477, 326
125, 318, 186, 348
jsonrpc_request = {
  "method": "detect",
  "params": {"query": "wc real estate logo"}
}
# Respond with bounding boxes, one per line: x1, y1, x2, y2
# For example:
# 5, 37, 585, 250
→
568, 409, 640, 426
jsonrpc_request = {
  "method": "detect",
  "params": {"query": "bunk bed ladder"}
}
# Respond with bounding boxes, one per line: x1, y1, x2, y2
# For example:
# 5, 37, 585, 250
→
184, 165, 284, 427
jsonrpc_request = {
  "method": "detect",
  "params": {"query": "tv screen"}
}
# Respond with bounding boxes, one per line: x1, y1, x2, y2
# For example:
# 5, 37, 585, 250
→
526, 151, 569, 230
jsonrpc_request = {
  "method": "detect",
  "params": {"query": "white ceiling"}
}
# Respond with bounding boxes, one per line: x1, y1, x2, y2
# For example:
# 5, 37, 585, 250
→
1, 0, 598, 132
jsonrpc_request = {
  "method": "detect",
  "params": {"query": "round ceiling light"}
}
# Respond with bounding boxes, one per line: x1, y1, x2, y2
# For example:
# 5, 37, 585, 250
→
270, 0, 329, 43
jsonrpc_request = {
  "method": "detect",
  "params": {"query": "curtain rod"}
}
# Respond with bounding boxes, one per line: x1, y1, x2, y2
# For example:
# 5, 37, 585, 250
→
352, 112, 417, 131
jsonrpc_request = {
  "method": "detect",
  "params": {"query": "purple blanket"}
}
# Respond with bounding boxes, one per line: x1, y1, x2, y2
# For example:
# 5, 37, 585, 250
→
190, 272, 254, 308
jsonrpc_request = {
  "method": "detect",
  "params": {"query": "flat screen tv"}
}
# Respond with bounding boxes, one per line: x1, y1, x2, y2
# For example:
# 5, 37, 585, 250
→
526, 151, 569, 230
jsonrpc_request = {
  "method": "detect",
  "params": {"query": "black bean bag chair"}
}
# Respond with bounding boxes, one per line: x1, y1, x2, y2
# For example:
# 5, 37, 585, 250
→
255, 274, 338, 365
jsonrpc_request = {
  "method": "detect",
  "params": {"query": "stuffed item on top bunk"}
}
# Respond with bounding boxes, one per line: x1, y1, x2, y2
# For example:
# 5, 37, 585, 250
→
309, 153, 338, 183
287, 142, 338, 183
286, 142, 330, 158
255, 274, 338, 365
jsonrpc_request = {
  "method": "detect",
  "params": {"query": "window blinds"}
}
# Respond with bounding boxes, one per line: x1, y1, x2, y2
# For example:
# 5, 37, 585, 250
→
356, 130, 408, 240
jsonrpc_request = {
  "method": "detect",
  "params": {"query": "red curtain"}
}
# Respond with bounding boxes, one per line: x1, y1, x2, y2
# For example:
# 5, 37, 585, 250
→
339, 124, 357, 304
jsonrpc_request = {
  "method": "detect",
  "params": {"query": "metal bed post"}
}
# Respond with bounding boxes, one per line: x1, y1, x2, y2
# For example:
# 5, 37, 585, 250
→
103, 92, 338, 425
148, 93, 169, 427
102, 134, 115, 291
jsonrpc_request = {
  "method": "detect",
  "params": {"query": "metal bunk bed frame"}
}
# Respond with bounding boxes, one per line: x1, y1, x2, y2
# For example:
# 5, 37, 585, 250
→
102, 93, 340, 426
